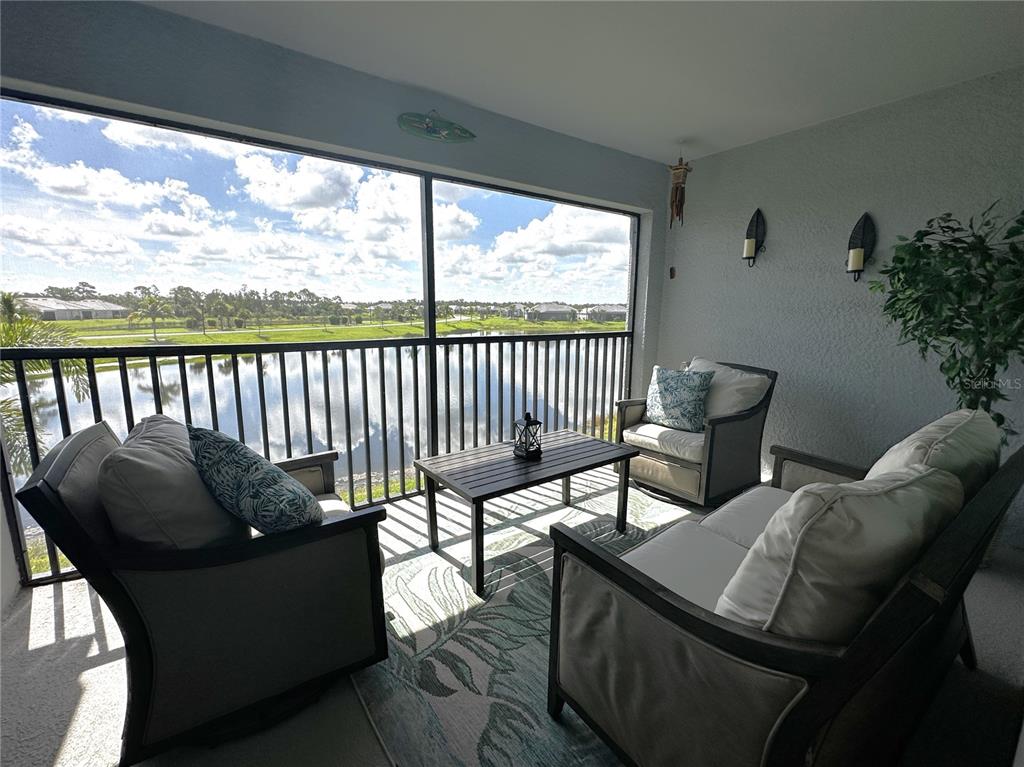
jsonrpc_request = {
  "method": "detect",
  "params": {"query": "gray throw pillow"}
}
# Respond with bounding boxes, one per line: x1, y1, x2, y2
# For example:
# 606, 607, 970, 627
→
98, 415, 250, 549
187, 425, 324, 533
643, 366, 714, 432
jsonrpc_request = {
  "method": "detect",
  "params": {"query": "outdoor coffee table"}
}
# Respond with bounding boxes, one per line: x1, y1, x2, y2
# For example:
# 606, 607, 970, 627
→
414, 430, 639, 596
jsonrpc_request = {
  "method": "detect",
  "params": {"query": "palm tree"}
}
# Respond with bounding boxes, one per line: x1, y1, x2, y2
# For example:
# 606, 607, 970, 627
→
0, 292, 22, 324
0, 318, 88, 475
129, 296, 170, 342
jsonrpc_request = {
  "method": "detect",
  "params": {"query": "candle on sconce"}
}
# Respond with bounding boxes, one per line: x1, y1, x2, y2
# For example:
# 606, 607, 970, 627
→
743, 239, 756, 260
847, 247, 865, 272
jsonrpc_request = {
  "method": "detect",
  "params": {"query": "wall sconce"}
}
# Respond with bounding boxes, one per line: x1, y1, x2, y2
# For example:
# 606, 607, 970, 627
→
743, 208, 766, 267
846, 213, 876, 282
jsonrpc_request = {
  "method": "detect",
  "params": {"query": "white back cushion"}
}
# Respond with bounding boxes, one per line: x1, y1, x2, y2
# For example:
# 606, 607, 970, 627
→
685, 358, 770, 419
715, 466, 963, 643
866, 409, 1001, 498
99, 415, 250, 549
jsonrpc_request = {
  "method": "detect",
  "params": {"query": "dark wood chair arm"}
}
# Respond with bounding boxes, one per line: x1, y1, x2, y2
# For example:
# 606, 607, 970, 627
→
769, 445, 869, 487
550, 522, 842, 678
274, 450, 340, 474
614, 398, 647, 441
104, 506, 386, 571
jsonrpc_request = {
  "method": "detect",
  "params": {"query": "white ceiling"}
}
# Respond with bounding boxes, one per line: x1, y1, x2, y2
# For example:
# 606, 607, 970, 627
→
150, 1, 1024, 163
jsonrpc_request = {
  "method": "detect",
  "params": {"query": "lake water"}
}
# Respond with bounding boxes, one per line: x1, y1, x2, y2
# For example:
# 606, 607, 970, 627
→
5, 336, 627, 516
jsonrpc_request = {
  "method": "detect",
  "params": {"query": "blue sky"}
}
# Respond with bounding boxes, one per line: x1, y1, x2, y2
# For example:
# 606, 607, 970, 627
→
0, 99, 631, 303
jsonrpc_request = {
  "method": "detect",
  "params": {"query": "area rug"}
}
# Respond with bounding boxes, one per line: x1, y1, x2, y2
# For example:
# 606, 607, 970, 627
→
353, 469, 694, 767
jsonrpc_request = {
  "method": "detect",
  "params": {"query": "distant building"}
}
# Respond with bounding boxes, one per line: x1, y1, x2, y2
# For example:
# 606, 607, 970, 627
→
525, 302, 577, 322
19, 297, 129, 321
581, 303, 628, 322
504, 303, 528, 319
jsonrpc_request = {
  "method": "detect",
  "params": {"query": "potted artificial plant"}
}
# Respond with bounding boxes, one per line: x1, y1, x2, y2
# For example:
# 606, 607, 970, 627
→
870, 202, 1023, 435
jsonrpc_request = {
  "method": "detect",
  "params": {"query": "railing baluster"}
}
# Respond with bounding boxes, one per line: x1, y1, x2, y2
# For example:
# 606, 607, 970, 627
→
256, 352, 270, 458
566, 340, 574, 431
231, 353, 244, 444
484, 342, 492, 445
572, 339, 581, 431
148, 356, 162, 415
607, 337, 618, 440
86, 359, 102, 422
204, 354, 218, 430
532, 340, 539, 419
599, 337, 609, 439
521, 340, 528, 420
301, 352, 313, 454
278, 352, 291, 458
412, 344, 422, 491
472, 343, 479, 448
396, 345, 406, 495
498, 342, 505, 442
582, 339, 592, 435
359, 349, 372, 503
542, 341, 550, 432
321, 350, 333, 450
342, 349, 355, 507
443, 344, 451, 454
176, 356, 190, 424
509, 341, 516, 428
118, 357, 134, 430
458, 344, 465, 451
378, 346, 389, 500
50, 360, 71, 437
14, 361, 40, 468
553, 340, 561, 431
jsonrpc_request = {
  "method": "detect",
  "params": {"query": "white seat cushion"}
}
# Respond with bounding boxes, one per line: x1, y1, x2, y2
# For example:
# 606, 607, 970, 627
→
715, 465, 963, 643
700, 485, 793, 549
623, 520, 748, 611
866, 409, 1001, 498
316, 493, 352, 519
685, 358, 771, 419
622, 423, 705, 463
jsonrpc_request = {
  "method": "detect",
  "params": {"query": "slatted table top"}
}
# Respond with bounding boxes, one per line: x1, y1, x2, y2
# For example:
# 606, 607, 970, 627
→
414, 430, 638, 503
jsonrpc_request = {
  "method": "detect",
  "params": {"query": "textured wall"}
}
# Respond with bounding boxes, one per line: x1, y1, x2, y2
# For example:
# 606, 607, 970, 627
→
659, 68, 1024, 469
0, 1, 669, 389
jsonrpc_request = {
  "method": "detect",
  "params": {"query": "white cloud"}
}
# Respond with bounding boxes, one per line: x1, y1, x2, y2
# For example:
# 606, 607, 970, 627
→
31, 106, 97, 124
434, 203, 480, 241
101, 121, 253, 160
1, 213, 144, 268
235, 153, 362, 210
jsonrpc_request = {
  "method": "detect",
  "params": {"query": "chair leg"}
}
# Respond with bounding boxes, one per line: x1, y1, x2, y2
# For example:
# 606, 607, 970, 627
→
959, 607, 978, 670
547, 687, 565, 720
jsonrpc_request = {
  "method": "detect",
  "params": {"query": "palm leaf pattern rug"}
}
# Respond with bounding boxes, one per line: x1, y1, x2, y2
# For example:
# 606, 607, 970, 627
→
354, 468, 696, 766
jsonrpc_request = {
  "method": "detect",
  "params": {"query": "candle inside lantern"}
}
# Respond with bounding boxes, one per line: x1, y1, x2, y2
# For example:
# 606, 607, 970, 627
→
847, 247, 865, 272
743, 238, 756, 260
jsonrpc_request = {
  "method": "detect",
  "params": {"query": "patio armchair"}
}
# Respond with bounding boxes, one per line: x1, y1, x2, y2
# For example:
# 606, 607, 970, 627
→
616, 361, 777, 506
548, 417, 1021, 767
15, 422, 388, 766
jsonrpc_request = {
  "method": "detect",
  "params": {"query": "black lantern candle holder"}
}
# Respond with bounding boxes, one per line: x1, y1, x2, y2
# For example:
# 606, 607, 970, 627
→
513, 412, 543, 460
743, 208, 766, 267
846, 213, 876, 282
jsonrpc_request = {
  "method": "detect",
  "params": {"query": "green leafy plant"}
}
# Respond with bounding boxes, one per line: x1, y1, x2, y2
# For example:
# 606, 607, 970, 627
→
869, 202, 1024, 434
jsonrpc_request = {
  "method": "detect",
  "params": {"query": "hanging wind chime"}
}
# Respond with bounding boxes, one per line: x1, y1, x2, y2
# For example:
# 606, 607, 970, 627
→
669, 156, 693, 228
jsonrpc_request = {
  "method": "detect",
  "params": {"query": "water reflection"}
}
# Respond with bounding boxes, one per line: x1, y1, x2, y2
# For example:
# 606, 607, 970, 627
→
7, 338, 626, 511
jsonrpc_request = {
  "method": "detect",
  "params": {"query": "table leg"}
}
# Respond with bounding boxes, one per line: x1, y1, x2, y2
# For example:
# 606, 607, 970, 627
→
425, 476, 439, 551
616, 460, 630, 533
561, 476, 572, 506
472, 500, 485, 597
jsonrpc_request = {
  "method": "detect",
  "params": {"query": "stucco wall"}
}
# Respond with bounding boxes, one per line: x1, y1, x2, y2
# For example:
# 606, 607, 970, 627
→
659, 68, 1024, 469
0, 0, 669, 391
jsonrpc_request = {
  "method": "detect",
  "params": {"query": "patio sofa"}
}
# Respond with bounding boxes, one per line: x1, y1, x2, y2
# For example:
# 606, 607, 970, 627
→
616, 359, 777, 506
548, 409, 1021, 767
15, 421, 388, 766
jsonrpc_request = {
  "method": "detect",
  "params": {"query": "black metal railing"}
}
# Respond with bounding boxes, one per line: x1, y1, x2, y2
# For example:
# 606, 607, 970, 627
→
1, 330, 631, 584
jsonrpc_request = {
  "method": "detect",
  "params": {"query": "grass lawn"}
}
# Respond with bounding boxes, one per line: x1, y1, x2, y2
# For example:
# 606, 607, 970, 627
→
59, 317, 625, 347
